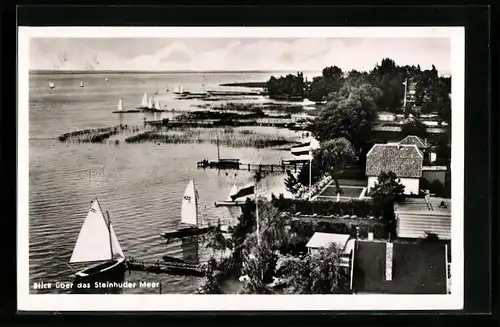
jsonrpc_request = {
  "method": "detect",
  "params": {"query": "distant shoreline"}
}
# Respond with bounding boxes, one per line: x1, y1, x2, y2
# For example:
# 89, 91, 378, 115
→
29, 70, 319, 75
219, 82, 267, 88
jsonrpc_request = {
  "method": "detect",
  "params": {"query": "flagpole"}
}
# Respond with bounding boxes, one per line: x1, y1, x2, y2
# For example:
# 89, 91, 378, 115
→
255, 180, 260, 247
309, 150, 312, 201
403, 78, 407, 109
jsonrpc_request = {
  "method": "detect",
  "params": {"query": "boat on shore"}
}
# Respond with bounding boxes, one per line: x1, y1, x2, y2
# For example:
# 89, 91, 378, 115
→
69, 199, 127, 282
160, 179, 212, 240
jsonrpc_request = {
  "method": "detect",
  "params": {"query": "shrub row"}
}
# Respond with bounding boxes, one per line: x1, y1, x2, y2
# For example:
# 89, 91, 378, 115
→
289, 219, 387, 240
271, 197, 382, 218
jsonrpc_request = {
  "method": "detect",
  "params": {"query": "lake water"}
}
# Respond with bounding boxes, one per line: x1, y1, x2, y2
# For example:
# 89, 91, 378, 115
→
28, 71, 311, 294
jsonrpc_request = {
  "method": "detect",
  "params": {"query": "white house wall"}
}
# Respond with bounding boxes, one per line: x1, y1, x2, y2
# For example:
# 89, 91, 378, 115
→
367, 176, 420, 195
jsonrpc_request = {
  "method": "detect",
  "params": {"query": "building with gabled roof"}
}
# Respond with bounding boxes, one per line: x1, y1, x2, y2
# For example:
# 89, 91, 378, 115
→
399, 135, 429, 150
365, 143, 424, 195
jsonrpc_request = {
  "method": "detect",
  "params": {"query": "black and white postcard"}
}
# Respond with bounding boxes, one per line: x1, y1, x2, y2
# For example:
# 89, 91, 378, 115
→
18, 26, 464, 311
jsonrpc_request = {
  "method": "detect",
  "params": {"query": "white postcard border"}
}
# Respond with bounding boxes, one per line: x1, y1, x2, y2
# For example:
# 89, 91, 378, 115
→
17, 26, 465, 311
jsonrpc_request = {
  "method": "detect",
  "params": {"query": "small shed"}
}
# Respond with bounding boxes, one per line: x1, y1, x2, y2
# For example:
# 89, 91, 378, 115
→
306, 232, 351, 254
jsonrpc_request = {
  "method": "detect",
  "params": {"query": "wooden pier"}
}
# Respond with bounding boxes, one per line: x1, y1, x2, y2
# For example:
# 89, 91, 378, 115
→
197, 159, 307, 173
126, 258, 205, 277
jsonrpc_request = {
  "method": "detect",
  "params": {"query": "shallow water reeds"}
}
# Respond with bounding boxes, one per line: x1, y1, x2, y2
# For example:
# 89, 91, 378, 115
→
125, 128, 293, 148
58, 125, 126, 143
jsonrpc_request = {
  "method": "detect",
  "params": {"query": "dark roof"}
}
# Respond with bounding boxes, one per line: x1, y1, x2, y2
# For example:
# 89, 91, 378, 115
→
352, 241, 447, 294
399, 135, 429, 149
366, 144, 423, 178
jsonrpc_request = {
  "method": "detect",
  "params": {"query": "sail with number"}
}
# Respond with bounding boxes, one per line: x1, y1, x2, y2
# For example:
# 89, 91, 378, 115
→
117, 99, 123, 111
181, 180, 198, 226
141, 93, 148, 107
69, 199, 124, 264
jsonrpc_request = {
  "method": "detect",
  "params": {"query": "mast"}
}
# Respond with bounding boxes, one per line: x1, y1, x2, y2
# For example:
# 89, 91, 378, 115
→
216, 133, 220, 162
194, 179, 199, 226
106, 211, 113, 260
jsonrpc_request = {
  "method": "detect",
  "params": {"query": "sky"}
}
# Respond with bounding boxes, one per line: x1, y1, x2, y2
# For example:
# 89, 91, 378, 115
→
29, 37, 451, 74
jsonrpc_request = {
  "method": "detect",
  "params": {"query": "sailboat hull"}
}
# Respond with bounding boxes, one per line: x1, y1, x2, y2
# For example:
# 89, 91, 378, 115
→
160, 227, 211, 239
74, 257, 127, 282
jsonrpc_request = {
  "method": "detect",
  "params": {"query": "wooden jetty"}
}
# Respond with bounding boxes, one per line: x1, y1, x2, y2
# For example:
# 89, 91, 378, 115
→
197, 159, 306, 173
126, 258, 205, 277
214, 200, 247, 207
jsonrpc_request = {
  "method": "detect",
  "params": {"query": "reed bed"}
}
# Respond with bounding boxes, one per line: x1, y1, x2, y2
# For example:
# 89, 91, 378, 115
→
58, 125, 129, 143
125, 128, 292, 148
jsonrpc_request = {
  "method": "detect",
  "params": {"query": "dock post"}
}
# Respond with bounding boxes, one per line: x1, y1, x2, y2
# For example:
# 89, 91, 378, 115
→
248, 164, 250, 171
271, 165, 273, 173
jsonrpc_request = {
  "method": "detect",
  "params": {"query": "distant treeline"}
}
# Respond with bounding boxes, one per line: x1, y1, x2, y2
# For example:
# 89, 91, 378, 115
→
266, 58, 451, 116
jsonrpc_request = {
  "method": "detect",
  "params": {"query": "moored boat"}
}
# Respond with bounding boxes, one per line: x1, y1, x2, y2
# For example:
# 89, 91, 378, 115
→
69, 199, 127, 282
160, 179, 212, 240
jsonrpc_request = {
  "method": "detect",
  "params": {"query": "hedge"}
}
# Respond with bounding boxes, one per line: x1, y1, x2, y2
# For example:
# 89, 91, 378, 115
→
289, 218, 387, 240
271, 196, 382, 218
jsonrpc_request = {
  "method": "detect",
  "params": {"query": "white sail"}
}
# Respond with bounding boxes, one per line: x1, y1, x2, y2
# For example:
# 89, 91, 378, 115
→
49, 82, 55, 88
69, 199, 119, 263
141, 93, 148, 107
228, 184, 238, 201
109, 223, 125, 259
148, 97, 153, 109
80, 81, 84, 87
180, 85, 183, 93
117, 99, 123, 111
181, 180, 198, 226
154, 99, 161, 109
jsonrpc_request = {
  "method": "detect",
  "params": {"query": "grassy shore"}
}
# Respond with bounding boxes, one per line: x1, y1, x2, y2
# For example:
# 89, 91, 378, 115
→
125, 127, 294, 148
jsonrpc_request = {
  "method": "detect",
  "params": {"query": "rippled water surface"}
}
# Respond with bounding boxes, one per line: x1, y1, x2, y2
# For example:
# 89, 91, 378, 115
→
28, 71, 307, 294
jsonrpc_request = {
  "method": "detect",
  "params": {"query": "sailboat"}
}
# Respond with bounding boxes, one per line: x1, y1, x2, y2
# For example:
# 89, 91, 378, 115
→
137, 93, 165, 112
113, 98, 139, 113
48, 81, 55, 89
69, 199, 127, 281
80, 81, 84, 88
137, 93, 149, 110
173, 85, 184, 95
160, 179, 212, 239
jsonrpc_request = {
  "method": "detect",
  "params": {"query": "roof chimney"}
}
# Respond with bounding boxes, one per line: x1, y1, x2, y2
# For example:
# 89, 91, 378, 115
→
385, 242, 393, 281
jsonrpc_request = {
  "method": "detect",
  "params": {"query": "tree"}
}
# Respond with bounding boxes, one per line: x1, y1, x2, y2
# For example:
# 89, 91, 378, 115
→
257, 201, 291, 250
240, 235, 276, 294
369, 171, 405, 226
205, 222, 233, 260
312, 137, 357, 192
198, 257, 222, 294
312, 83, 381, 150
275, 243, 349, 294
